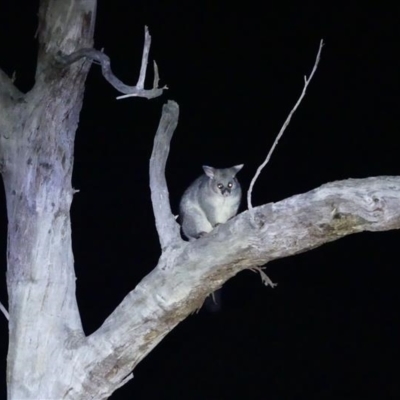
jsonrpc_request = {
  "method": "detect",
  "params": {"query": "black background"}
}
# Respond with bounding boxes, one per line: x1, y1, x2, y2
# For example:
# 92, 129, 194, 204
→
0, 1, 400, 399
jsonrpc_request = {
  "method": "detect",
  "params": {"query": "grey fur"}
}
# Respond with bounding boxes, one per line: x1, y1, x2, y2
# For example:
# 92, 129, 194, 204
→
179, 164, 244, 240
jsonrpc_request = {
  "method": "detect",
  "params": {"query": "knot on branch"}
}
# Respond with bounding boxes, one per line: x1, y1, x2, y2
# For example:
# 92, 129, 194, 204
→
247, 204, 274, 231
365, 195, 385, 214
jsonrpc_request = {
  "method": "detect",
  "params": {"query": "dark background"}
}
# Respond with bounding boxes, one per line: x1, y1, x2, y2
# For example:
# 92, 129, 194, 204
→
0, 1, 400, 399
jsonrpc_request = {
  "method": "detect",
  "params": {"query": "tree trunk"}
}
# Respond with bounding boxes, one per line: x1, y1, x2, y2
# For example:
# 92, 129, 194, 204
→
4, 84, 83, 399
1, 1, 400, 399
0, 1, 96, 398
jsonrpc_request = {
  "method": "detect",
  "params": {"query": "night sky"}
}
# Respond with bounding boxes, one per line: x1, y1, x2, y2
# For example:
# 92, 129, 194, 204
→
1, 1, 400, 399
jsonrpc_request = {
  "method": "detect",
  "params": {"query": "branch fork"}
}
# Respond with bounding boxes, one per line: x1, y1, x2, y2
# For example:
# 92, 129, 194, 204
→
56, 26, 166, 100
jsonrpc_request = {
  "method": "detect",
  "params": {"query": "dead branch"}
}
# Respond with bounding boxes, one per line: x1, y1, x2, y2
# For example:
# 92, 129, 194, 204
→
247, 39, 324, 209
249, 267, 277, 288
149, 101, 182, 249
56, 26, 166, 100
136, 26, 151, 90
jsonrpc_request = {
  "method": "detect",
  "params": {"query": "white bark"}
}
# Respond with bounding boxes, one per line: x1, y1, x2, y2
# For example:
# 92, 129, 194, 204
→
1, 1, 400, 400
0, 0, 165, 398
1, 1, 97, 398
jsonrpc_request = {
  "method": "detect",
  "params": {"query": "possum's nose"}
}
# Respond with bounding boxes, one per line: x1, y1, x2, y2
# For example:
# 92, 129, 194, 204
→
221, 188, 231, 196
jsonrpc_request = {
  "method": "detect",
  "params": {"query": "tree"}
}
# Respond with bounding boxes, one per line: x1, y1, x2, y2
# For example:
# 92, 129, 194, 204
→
0, 1, 399, 399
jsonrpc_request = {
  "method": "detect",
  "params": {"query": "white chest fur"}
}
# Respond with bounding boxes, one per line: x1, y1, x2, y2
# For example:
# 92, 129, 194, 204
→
211, 194, 238, 224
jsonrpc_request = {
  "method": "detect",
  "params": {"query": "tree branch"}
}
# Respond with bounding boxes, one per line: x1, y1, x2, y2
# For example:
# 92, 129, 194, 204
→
247, 39, 324, 209
69, 176, 400, 399
36, 0, 97, 74
0, 69, 23, 101
149, 101, 182, 249
56, 26, 166, 100
136, 26, 151, 90
0, 301, 9, 321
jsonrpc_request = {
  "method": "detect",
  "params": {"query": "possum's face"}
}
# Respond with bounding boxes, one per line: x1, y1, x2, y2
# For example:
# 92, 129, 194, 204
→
212, 173, 237, 197
202, 165, 243, 197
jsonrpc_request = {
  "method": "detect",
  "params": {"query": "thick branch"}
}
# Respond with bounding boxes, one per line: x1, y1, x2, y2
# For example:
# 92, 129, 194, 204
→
69, 176, 400, 399
149, 101, 182, 249
56, 27, 166, 100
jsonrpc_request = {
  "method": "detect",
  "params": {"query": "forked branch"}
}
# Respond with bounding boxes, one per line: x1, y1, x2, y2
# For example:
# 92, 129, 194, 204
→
247, 39, 324, 209
56, 26, 166, 100
76, 176, 400, 400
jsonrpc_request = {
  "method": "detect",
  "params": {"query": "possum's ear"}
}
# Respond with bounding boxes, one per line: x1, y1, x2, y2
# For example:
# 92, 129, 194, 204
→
202, 165, 215, 179
232, 164, 244, 175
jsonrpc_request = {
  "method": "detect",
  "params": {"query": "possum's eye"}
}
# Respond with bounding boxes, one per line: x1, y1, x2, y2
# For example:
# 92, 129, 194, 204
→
227, 182, 233, 188
217, 184, 223, 189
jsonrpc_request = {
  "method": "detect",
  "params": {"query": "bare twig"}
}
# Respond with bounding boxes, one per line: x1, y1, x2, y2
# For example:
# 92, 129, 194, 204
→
0, 69, 23, 101
153, 61, 161, 89
55, 26, 166, 100
249, 267, 277, 288
247, 39, 324, 210
0, 301, 9, 321
149, 101, 182, 249
116, 373, 133, 390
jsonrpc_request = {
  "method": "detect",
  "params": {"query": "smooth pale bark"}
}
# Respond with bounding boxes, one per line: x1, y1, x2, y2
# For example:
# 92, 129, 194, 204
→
1, 1, 400, 400
0, 1, 96, 399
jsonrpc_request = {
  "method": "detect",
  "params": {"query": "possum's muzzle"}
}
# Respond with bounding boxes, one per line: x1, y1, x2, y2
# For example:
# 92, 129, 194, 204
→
220, 188, 231, 196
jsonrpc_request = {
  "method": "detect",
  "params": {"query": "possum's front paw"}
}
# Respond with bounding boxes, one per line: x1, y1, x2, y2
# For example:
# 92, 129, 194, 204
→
196, 231, 208, 239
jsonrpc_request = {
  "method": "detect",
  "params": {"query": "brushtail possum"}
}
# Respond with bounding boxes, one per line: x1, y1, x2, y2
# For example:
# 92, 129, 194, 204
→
179, 164, 243, 240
